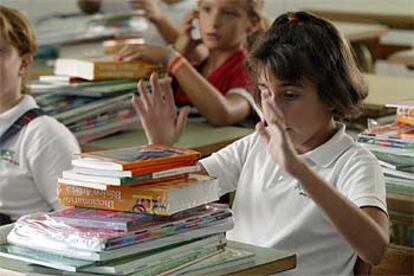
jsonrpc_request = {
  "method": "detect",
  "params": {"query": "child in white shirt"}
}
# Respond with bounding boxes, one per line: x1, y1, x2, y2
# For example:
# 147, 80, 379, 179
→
131, 11, 389, 275
0, 6, 80, 221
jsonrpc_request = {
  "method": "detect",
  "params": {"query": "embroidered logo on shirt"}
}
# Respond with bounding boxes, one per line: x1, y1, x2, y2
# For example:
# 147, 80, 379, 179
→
294, 181, 309, 197
0, 149, 19, 166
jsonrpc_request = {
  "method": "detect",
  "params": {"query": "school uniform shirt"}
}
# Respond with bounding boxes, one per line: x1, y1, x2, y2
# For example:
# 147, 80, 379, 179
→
0, 95, 80, 220
200, 123, 387, 276
174, 48, 261, 118
101, 0, 198, 46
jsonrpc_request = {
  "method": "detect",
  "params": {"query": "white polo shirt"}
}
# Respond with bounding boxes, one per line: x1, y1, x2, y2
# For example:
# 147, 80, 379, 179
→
201, 123, 387, 276
0, 95, 80, 220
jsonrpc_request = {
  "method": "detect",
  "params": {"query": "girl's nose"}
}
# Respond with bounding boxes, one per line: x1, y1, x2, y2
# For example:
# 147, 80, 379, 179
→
210, 11, 221, 28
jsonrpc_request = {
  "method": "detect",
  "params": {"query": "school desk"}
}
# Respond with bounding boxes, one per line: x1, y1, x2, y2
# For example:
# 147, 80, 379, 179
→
0, 241, 296, 275
388, 49, 414, 67
363, 73, 414, 115
305, 2, 414, 30
82, 121, 254, 157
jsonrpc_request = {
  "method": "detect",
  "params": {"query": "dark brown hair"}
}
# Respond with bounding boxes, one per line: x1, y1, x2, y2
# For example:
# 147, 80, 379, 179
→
249, 11, 367, 119
0, 6, 37, 94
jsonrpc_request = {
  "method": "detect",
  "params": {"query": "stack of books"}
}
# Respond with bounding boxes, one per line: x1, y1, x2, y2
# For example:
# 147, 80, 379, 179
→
357, 100, 414, 247
1, 145, 255, 275
30, 60, 166, 143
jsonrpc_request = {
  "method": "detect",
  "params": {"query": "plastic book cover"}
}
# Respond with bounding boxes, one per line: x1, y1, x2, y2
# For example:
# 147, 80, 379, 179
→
9, 204, 232, 252
7, 219, 234, 261
49, 207, 152, 231
76, 144, 200, 170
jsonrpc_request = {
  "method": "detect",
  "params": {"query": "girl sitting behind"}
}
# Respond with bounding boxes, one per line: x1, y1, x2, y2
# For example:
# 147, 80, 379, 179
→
119, 0, 268, 134
131, 11, 389, 275
0, 6, 80, 223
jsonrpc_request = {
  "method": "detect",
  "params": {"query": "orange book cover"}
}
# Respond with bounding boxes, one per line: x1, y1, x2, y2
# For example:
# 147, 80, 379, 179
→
58, 175, 219, 216
75, 144, 200, 171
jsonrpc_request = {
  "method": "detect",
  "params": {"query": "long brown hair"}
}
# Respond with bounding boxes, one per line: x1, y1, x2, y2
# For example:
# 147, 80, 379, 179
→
0, 6, 37, 94
245, 0, 270, 51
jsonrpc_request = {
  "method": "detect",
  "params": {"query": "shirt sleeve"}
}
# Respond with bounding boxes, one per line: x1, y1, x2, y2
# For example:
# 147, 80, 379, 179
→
337, 149, 388, 215
200, 133, 255, 196
27, 119, 80, 210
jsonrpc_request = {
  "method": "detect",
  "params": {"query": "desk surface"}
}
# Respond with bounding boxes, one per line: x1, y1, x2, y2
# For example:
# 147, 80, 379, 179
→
0, 241, 296, 275
83, 122, 254, 157
335, 21, 389, 42
388, 49, 414, 67
305, 2, 414, 29
363, 73, 414, 110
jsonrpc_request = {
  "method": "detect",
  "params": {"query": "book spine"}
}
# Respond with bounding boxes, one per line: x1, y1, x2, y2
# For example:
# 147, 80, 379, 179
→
94, 62, 158, 80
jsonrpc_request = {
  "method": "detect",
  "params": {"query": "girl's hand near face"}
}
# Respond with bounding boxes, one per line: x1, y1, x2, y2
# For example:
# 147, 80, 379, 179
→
256, 96, 305, 176
117, 44, 175, 67
174, 9, 202, 55
131, 73, 190, 145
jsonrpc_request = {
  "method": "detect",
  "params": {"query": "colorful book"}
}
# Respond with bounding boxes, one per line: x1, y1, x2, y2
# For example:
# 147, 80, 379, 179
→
74, 144, 200, 170
82, 234, 225, 275
7, 210, 233, 260
54, 57, 159, 81
28, 235, 224, 275
62, 165, 199, 185
58, 174, 220, 215
0, 244, 94, 272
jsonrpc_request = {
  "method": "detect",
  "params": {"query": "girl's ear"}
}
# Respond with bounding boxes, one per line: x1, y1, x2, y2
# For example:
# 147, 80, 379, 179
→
19, 52, 33, 75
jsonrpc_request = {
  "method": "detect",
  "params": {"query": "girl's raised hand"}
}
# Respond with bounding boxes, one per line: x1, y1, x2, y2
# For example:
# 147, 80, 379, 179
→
256, 97, 304, 175
128, 0, 162, 22
131, 73, 190, 145
118, 44, 174, 67
174, 9, 202, 54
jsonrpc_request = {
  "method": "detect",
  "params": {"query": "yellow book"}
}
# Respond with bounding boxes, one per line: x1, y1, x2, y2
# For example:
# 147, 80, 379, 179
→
54, 57, 159, 81
58, 174, 219, 216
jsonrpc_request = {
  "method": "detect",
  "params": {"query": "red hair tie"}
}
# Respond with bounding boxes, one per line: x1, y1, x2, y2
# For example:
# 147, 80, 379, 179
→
287, 14, 299, 24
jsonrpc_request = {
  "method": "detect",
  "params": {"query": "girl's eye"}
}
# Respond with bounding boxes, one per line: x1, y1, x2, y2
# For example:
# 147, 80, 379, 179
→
283, 91, 299, 100
223, 10, 237, 17
200, 6, 211, 13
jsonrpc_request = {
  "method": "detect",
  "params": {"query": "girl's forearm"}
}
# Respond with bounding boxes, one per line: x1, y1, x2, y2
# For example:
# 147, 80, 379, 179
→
152, 16, 180, 44
292, 162, 388, 265
173, 61, 250, 126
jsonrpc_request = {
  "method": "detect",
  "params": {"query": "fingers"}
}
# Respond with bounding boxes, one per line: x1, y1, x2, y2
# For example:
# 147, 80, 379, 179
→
137, 79, 152, 110
117, 45, 144, 61
150, 73, 162, 103
176, 106, 190, 139
131, 94, 146, 117
262, 98, 286, 129
256, 121, 270, 144
161, 78, 175, 107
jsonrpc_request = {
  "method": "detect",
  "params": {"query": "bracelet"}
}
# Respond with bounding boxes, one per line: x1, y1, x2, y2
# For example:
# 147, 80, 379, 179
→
167, 54, 186, 76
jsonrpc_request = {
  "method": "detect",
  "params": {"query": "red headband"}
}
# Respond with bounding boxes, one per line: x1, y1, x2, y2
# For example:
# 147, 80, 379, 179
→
287, 14, 299, 24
